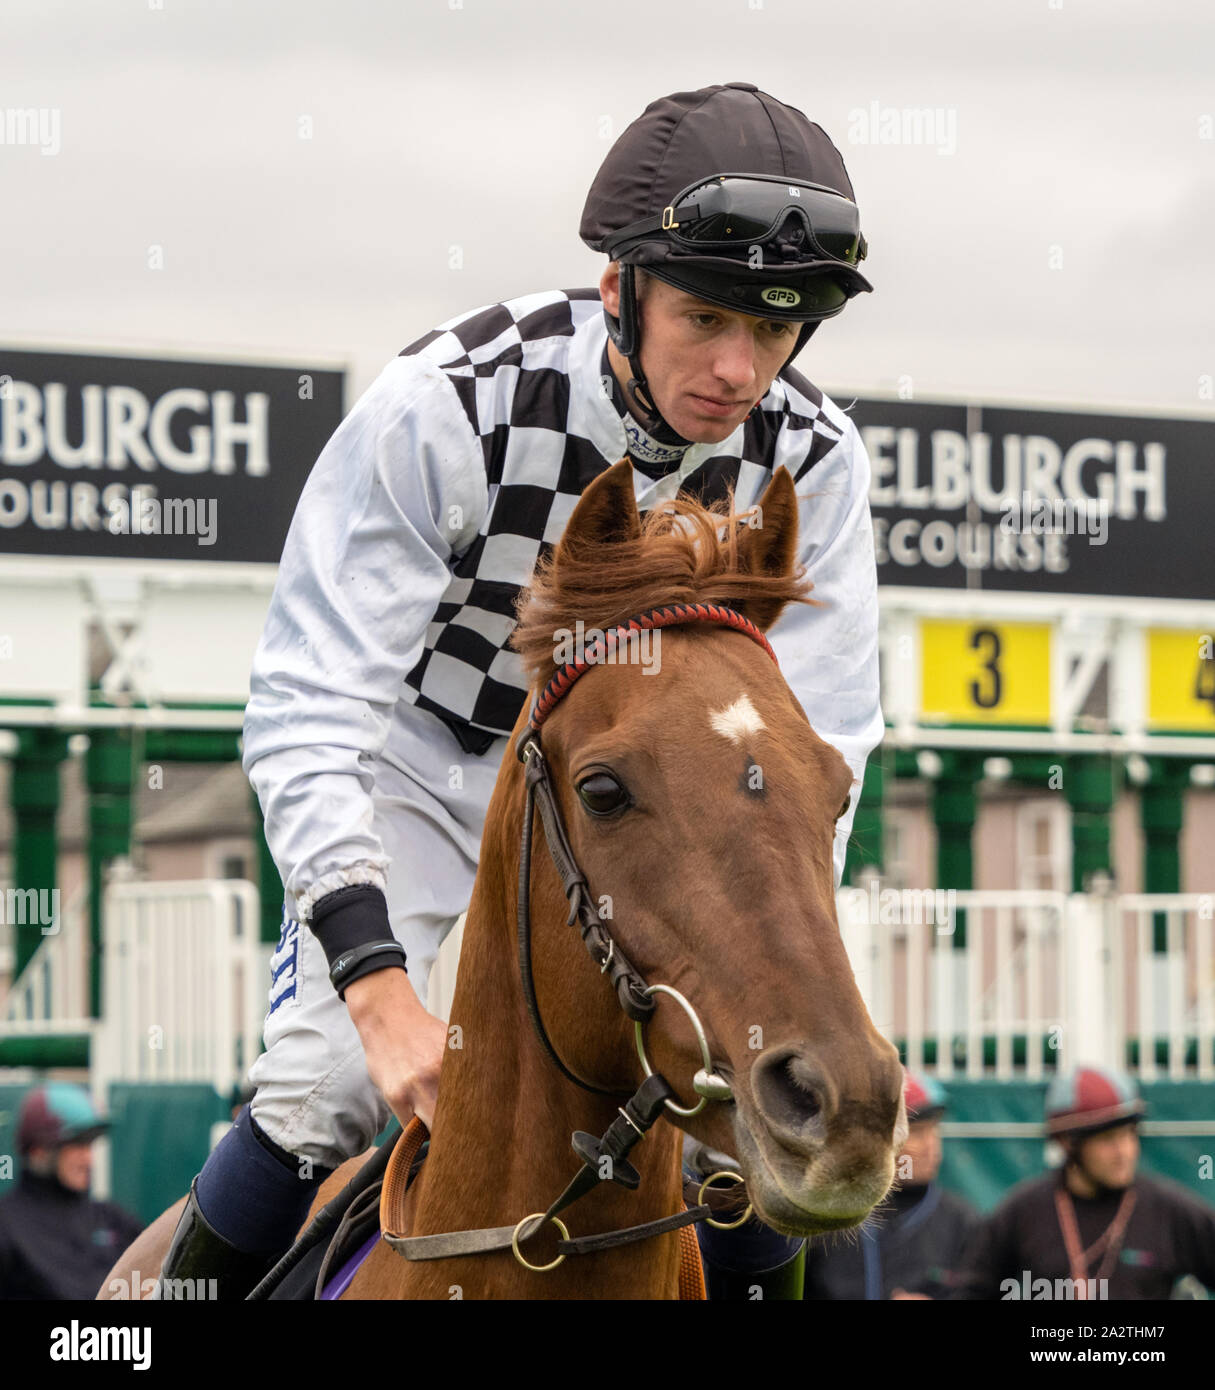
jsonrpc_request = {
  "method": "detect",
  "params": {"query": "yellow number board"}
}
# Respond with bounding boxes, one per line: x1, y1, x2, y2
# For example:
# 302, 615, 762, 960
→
920, 620, 1052, 725
1147, 629, 1215, 732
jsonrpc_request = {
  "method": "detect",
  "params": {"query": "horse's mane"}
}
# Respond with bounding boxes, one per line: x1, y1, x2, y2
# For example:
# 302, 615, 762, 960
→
511, 483, 817, 691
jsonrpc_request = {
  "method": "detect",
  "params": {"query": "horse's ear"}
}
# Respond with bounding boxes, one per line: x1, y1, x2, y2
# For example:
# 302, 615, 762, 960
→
557, 458, 641, 559
733, 466, 802, 631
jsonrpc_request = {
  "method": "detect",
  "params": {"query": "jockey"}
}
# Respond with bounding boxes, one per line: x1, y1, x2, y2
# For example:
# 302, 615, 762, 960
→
951, 1064, 1215, 1299
159, 81, 885, 1298
0, 1084, 144, 1299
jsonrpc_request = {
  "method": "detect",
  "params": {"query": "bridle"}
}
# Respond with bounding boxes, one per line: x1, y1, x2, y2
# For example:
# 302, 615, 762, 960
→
386, 601, 780, 1273
516, 600, 778, 1109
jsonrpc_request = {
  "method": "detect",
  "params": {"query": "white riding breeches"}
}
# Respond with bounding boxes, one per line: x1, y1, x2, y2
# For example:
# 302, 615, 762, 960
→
247, 702, 509, 1170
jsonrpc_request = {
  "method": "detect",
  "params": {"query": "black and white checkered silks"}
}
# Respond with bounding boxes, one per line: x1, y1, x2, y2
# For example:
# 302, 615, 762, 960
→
242, 287, 883, 1163
397, 288, 863, 734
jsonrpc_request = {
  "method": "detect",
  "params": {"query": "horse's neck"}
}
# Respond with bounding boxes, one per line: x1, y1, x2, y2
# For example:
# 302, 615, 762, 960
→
395, 785, 684, 1298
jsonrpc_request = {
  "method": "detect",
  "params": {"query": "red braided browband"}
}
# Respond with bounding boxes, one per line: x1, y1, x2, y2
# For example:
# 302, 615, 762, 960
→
527, 602, 777, 735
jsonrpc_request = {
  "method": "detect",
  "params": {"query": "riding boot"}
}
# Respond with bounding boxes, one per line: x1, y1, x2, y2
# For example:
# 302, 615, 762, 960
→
155, 1180, 281, 1301
154, 1101, 333, 1301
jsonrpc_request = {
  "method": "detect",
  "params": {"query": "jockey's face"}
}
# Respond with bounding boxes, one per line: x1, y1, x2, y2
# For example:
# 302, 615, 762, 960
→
56, 1142, 93, 1192
600, 262, 800, 445
1072, 1123, 1140, 1191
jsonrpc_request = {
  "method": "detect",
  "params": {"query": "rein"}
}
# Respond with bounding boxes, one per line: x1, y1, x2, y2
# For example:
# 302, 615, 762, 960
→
385, 602, 777, 1275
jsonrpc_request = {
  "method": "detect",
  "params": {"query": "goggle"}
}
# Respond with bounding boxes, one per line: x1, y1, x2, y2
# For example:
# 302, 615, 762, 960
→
606, 173, 868, 268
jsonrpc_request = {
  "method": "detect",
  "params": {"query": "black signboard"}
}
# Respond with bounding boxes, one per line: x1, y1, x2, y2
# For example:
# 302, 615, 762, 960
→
0, 349, 345, 563
845, 396, 1214, 600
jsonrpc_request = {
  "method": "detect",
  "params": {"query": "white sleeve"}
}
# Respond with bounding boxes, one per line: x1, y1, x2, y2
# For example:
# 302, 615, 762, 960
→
763, 416, 884, 889
241, 355, 487, 923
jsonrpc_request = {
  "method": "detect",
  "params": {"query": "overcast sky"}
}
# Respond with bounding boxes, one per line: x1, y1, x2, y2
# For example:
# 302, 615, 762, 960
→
3, 0, 1212, 418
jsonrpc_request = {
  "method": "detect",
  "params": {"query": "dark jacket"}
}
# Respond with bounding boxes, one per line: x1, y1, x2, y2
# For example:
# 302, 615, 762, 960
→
804, 1181, 980, 1299
950, 1169, 1215, 1300
0, 1171, 144, 1300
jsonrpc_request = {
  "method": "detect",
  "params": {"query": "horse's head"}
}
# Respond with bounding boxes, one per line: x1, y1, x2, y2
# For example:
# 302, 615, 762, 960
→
509, 460, 906, 1236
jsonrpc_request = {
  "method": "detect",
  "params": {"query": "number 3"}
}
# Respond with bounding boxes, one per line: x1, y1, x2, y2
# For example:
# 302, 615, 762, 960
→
969, 627, 1003, 709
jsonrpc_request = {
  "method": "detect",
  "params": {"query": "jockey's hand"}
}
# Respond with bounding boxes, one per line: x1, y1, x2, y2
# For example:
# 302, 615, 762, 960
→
344, 968, 448, 1131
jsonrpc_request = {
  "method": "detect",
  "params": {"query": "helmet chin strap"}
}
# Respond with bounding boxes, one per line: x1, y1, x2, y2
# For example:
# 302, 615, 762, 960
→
606, 263, 691, 445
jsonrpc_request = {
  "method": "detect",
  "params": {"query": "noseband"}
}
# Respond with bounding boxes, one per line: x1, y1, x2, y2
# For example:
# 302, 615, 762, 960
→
385, 601, 780, 1273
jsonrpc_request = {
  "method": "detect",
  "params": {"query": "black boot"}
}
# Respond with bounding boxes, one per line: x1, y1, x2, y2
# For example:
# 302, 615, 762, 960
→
155, 1180, 282, 1301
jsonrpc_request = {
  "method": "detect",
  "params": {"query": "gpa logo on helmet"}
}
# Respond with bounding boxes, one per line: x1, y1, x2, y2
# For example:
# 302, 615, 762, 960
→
760, 287, 800, 307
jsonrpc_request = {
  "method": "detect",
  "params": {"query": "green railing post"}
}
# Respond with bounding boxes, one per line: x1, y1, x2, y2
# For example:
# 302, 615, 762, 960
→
10, 728, 69, 981
251, 786, 283, 946
844, 744, 886, 886
933, 751, 981, 948
1141, 756, 1188, 953
1066, 754, 1115, 893
86, 728, 135, 1019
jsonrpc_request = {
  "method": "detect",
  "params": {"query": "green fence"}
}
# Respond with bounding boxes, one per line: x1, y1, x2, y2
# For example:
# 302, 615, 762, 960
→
0, 1083, 229, 1225
936, 1080, 1214, 1213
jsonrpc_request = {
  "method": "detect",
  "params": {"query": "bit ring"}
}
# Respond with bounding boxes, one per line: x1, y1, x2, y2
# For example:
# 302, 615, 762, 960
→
634, 983, 731, 1117
511, 1213, 570, 1272
697, 1170, 753, 1230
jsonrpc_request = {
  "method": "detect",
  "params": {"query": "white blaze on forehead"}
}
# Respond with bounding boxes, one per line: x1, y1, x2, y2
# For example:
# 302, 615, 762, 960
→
710, 693, 766, 745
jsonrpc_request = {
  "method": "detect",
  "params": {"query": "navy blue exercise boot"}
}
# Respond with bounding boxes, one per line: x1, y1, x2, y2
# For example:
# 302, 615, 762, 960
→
157, 1103, 331, 1301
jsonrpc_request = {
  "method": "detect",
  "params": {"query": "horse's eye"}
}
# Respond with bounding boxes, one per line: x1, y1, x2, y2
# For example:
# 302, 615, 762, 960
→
578, 773, 629, 816
836, 793, 851, 821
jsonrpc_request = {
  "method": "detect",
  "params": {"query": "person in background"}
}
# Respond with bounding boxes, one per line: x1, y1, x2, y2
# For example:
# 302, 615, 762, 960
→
0, 1083, 144, 1299
803, 1070, 979, 1299
951, 1064, 1215, 1300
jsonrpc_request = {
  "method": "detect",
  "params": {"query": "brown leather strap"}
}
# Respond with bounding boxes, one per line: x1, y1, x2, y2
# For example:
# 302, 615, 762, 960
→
380, 1116, 429, 1238
1054, 1183, 1137, 1296
679, 1221, 706, 1300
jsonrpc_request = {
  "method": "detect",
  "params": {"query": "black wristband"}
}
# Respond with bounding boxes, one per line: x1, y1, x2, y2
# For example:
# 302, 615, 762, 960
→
309, 884, 407, 997
329, 941, 407, 999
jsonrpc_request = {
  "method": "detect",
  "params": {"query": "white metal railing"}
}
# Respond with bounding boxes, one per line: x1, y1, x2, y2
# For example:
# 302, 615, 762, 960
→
92, 880, 269, 1097
839, 889, 1215, 1082
3, 882, 1210, 1090
0, 882, 93, 1036
1108, 895, 1215, 1083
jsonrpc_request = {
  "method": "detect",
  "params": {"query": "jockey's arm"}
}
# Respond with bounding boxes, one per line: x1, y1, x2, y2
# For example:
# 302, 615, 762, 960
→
242, 355, 487, 1125
762, 413, 884, 889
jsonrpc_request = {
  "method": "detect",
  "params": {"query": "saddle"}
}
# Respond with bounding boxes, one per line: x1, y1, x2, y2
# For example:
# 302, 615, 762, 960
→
253, 1119, 706, 1300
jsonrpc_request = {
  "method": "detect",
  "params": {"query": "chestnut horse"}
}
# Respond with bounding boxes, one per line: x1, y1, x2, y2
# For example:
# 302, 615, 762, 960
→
100, 458, 905, 1300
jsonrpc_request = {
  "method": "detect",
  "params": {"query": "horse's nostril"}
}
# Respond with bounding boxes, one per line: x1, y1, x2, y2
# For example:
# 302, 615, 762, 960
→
753, 1049, 828, 1143
784, 1056, 823, 1114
